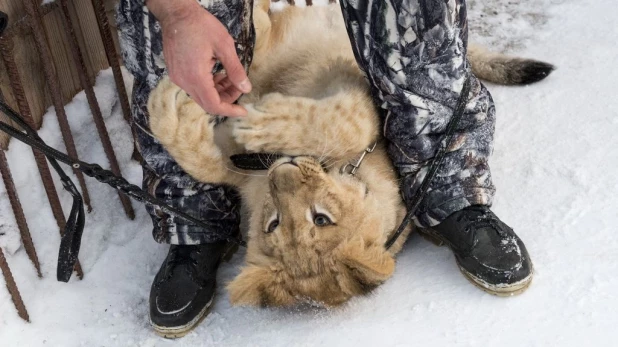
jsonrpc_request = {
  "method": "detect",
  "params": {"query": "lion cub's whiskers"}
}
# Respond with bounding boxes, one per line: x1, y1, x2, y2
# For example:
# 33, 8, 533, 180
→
225, 166, 268, 177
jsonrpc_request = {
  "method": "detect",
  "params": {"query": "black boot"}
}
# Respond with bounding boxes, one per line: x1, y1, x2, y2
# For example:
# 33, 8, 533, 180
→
149, 241, 236, 338
420, 205, 533, 296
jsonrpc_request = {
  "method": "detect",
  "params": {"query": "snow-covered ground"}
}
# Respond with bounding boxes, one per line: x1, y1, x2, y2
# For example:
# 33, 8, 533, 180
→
2, 0, 617, 345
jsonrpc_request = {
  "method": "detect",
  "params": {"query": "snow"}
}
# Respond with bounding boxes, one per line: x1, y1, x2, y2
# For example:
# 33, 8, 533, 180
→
2, 0, 618, 345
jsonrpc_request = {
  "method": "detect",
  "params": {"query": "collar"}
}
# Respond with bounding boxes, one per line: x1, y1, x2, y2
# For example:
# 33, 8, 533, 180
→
230, 153, 284, 170
230, 142, 378, 175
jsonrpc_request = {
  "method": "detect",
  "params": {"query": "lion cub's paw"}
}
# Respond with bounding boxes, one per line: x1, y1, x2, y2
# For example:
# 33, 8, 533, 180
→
148, 77, 215, 146
233, 93, 308, 154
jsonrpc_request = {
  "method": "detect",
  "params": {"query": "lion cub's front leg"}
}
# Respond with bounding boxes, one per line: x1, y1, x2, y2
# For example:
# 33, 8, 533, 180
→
147, 78, 232, 185
233, 91, 379, 160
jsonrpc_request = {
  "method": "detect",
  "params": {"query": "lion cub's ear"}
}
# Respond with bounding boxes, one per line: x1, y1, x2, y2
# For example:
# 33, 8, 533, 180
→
227, 265, 295, 307
337, 237, 396, 294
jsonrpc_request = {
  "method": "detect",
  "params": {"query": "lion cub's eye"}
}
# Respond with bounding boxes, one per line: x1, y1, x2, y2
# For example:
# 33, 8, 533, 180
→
313, 214, 333, 227
265, 219, 279, 234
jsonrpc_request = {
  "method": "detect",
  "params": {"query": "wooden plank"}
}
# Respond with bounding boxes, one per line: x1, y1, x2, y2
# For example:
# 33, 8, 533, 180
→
0, 33, 49, 148
72, 0, 109, 80
42, 5, 82, 102
15, 31, 49, 131
0, 0, 29, 148
0, 0, 26, 21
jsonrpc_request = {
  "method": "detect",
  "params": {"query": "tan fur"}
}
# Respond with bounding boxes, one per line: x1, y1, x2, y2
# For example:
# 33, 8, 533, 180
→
147, 2, 550, 307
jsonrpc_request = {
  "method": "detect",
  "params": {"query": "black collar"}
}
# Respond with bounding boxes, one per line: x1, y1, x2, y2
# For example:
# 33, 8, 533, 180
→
230, 153, 284, 170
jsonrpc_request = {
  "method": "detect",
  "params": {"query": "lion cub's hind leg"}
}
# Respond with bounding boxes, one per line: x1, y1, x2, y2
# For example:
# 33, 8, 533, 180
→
147, 78, 231, 185
253, 0, 272, 51
252, 0, 307, 60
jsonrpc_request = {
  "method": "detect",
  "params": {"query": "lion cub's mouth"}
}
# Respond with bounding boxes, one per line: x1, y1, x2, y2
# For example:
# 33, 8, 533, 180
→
268, 156, 322, 176
268, 156, 324, 193
268, 156, 299, 173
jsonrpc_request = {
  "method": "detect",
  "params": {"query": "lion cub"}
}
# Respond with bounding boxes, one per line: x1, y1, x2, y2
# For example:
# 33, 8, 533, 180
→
147, 1, 552, 307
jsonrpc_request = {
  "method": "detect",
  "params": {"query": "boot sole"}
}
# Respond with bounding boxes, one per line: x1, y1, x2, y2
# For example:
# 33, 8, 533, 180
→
151, 242, 239, 339
457, 264, 533, 297
151, 297, 214, 339
419, 229, 533, 296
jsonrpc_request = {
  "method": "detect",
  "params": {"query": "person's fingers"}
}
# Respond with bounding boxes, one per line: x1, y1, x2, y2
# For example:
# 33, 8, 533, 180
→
218, 85, 243, 104
214, 75, 234, 93
195, 93, 247, 117
190, 69, 222, 108
191, 71, 247, 117
213, 73, 228, 85
215, 38, 252, 93
214, 75, 242, 103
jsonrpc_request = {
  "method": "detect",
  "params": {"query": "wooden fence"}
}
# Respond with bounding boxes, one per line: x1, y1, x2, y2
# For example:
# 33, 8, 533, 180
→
0, 0, 121, 148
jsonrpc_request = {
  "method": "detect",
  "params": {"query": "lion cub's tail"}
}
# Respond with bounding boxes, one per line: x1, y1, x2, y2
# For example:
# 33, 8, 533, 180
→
468, 44, 555, 85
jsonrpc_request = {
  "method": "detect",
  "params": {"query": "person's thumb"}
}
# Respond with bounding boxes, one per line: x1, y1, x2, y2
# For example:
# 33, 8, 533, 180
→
216, 39, 252, 93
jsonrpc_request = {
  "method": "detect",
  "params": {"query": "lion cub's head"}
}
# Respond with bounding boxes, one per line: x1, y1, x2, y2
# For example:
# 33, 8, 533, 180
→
227, 156, 395, 307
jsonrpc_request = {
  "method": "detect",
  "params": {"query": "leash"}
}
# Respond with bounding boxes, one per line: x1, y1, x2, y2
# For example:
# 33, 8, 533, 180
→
0, 101, 246, 283
384, 76, 472, 249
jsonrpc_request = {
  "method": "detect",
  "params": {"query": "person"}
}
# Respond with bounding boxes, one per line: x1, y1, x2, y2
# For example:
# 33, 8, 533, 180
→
117, 0, 533, 337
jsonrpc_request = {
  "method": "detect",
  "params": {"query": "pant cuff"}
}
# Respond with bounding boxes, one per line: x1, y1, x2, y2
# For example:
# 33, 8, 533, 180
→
153, 222, 240, 245
414, 187, 495, 228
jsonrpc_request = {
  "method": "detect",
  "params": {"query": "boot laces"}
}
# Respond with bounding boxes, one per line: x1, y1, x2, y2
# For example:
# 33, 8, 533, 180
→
164, 246, 201, 280
458, 206, 506, 237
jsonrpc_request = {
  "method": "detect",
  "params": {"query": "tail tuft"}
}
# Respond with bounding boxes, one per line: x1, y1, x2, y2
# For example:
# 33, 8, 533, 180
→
512, 60, 555, 84
468, 44, 555, 85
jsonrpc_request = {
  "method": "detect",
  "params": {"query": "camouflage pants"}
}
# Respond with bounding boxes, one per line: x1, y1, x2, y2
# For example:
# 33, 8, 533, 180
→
339, 0, 496, 226
116, 0, 495, 245
116, 0, 254, 244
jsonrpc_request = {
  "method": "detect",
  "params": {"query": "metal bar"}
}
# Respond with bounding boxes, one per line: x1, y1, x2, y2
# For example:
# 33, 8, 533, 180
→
58, 0, 135, 220
23, 0, 93, 213
0, 35, 84, 280
90, 0, 132, 125
0, 149, 42, 277
0, 247, 29, 322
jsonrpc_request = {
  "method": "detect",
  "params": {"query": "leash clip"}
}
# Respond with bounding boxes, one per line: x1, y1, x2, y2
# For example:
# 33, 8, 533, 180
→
340, 142, 377, 176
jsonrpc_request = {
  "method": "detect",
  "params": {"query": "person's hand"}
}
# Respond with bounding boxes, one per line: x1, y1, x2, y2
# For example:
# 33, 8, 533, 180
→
148, 0, 251, 117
